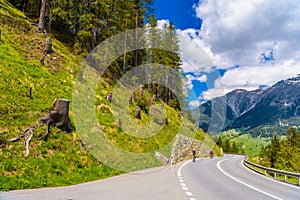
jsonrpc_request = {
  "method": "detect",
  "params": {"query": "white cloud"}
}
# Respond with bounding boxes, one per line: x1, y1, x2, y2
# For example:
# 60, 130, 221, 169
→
189, 100, 201, 108
195, 0, 300, 67
176, 29, 215, 74
157, 19, 170, 29
196, 74, 207, 82
184, 74, 194, 90
183, 0, 300, 100
202, 61, 300, 100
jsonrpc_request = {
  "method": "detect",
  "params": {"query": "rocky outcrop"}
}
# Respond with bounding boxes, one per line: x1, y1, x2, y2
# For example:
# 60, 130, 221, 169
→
170, 134, 211, 164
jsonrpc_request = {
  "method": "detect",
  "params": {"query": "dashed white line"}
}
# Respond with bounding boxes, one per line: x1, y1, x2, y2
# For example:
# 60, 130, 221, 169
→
185, 191, 193, 196
217, 158, 284, 200
178, 160, 197, 200
182, 186, 189, 191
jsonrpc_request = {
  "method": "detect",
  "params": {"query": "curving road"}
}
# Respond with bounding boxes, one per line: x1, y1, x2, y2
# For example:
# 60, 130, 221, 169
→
1, 155, 299, 200
178, 155, 299, 200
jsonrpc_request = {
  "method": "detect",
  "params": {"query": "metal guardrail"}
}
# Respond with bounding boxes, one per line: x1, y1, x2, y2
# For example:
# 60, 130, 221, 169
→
243, 159, 300, 186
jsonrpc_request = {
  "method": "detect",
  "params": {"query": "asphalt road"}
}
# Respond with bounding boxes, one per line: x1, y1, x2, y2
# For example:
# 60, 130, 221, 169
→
179, 155, 300, 200
1, 155, 299, 200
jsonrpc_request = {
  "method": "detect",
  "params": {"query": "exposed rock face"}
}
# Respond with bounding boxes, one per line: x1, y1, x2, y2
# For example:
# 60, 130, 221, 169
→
170, 134, 210, 164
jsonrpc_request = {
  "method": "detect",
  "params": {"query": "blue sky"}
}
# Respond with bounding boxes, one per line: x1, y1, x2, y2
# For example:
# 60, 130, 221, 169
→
154, 0, 201, 30
153, 0, 300, 108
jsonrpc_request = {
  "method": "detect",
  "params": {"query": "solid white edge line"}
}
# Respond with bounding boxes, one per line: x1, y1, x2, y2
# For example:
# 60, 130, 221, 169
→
177, 160, 192, 177
242, 159, 300, 190
217, 158, 284, 200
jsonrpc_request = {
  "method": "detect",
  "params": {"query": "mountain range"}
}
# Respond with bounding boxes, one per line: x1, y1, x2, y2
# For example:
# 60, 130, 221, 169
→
193, 75, 300, 135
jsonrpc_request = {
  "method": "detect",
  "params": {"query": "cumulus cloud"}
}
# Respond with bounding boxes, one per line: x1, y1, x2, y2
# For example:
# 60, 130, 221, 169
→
186, 0, 300, 100
195, 0, 300, 66
157, 19, 170, 29
202, 61, 300, 100
176, 29, 215, 74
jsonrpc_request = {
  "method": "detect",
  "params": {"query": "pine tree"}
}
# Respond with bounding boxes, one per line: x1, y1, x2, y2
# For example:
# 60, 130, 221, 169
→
232, 141, 238, 153
216, 137, 223, 149
268, 133, 280, 168
223, 139, 231, 153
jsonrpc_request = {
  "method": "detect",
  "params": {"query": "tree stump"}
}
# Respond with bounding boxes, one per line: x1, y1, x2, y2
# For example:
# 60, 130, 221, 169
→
7, 98, 73, 157
44, 37, 53, 55
135, 107, 141, 119
140, 85, 145, 95
116, 119, 122, 129
41, 98, 73, 134
152, 94, 156, 101
106, 92, 113, 102
129, 96, 133, 105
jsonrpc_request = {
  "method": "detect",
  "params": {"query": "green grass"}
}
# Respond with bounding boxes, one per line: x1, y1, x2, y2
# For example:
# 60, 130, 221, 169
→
0, 0, 218, 191
229, 134, 269, 157
0, 1, 120, 191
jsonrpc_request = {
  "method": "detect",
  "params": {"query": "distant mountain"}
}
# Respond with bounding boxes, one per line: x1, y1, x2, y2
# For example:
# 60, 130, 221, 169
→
194, 75, 300, 135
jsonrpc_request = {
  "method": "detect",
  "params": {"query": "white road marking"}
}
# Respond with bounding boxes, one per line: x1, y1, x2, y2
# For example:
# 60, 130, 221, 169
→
217, 158, 284, 200
185, 191, 193, 196
243, 159, 300, 190
182, 186, 189, 191
177, 160, 191, 177
177, 160, 197, 200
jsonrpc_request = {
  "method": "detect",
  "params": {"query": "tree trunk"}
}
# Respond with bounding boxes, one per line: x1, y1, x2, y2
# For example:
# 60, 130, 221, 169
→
123, 22, 128, 72
134, 0, 139, 67
37, 0, 47, 32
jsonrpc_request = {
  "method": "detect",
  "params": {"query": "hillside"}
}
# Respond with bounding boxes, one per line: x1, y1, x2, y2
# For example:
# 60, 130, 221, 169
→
0, 1, 218, 191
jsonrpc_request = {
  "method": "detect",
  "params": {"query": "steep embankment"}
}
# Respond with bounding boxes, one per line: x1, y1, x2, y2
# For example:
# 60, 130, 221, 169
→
0, 1, 218, 191
0, 0, 122, 191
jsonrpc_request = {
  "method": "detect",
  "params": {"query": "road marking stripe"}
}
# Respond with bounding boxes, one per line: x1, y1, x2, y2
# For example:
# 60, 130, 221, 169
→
178, 160, 191, 177
217, 158, 284, 200
243, 159, 300, 190
177, 160, 198, 200
182, 186, 189, 191
185, 191, 193, 196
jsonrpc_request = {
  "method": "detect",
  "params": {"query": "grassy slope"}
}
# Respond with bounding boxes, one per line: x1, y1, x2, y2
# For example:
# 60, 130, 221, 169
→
0, 1, 218, 191
221, 130, 269, 157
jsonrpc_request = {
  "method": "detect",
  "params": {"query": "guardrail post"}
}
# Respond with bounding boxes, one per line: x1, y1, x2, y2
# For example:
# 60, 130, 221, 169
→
284, 175, 287, 182
244, 158, 300, 186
